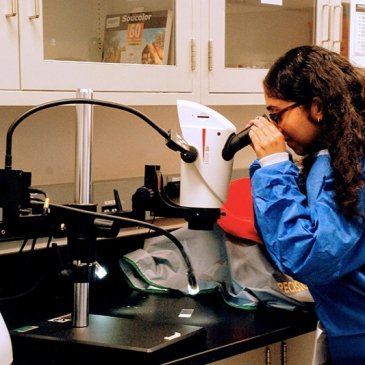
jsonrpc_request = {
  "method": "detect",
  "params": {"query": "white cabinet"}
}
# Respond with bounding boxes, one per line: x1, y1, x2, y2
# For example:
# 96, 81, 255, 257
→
209, 331, 316, 365
202, 0, 316, 105
0, 0, 20, 90
18, 0, 198, 104
316, 0, 343, 53
315, 0, 365, 67
0, 0, 199, 105
0, 0, 356, 106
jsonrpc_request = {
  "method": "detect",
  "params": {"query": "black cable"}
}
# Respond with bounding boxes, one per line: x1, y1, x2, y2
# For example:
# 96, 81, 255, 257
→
19, 238, 28, 253
0, 235, 53, 301
4, 98, 189, 169
49, 202, 198, 293
29, 187, 50, 214
0, 271, 48, 301
45, 234, 53, 250
0, 188, 53, 300
0, 202, 199, 301
29, 187, 48, 201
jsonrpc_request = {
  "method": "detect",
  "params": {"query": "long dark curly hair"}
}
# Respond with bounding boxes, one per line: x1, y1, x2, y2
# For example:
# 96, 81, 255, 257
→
263, 45, 365, 219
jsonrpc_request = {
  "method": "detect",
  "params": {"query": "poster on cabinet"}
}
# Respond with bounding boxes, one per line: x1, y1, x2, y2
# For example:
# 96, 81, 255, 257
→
102, 10, 173, 65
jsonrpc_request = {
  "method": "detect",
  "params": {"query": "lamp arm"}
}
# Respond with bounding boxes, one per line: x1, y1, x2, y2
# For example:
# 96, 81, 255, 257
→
5, 98, 196, 169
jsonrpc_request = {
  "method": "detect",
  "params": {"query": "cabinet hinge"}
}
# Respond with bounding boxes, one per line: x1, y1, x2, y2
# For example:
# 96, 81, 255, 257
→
191, 39, 197, 71
208, 40, 213, 72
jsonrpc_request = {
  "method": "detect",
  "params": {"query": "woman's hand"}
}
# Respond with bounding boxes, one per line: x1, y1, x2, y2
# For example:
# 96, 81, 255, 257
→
248, 117, 287, 159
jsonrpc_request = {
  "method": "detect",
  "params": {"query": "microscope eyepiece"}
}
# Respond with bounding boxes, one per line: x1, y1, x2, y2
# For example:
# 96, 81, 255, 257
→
221, 125, 251, 161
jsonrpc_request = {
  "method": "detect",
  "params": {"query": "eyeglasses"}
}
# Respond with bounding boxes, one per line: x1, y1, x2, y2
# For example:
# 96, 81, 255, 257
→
264, 103, 301, 124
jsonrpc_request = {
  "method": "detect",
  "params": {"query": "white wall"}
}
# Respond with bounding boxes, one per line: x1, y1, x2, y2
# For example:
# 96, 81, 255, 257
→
0, 104, 264, 186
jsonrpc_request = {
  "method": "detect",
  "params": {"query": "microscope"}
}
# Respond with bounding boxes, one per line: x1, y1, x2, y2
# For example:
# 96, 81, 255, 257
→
0, 98, 251, 356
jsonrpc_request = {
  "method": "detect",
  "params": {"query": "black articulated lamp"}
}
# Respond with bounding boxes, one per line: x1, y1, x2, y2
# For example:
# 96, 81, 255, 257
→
0, 98, 201, 353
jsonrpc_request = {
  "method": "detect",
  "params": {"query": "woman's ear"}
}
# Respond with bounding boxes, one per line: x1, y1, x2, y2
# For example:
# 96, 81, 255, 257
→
311, 97, 324, 122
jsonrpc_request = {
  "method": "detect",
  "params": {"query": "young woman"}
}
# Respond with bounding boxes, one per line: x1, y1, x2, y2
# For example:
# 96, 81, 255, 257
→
247, 45, 365, 364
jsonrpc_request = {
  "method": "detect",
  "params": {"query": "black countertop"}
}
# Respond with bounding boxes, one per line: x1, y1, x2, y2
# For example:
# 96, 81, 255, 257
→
2, 278, 317, 365
0, 223, 318, 365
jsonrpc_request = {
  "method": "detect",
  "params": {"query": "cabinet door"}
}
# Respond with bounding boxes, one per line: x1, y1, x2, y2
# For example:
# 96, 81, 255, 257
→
0, 0, 20, 90
316, 1, 365, 67
316, 0, 343, 53
18, 0, 197, 104
348, 0, 365, 67
202, 0, 316, 105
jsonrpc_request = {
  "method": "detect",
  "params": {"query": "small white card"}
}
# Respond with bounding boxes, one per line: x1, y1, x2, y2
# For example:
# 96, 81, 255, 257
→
261, 0, 283, 5
178, 308, 194, 318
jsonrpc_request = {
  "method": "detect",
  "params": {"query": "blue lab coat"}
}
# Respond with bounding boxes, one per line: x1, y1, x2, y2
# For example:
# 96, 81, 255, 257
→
249, 152, 365, 364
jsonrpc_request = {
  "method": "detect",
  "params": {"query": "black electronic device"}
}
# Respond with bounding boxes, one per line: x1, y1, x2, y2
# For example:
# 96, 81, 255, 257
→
132, 165, 221, 230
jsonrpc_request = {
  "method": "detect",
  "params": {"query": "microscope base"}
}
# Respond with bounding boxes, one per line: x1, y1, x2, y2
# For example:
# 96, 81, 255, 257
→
10, 313, 205, 354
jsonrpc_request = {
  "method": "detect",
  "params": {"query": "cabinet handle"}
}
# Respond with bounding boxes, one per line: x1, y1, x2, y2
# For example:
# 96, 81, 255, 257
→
281, 341, 287, 365
191, 39, 197, 71
5, 0, 17, 17
208, 40, 213, 72
332, 5, 343, 46
265, 346, 271, 365
321, 4, 331, 45
28, 0, 40, 19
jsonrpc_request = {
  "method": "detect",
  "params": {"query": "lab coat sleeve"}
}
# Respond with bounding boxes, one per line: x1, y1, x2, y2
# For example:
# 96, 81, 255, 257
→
249, 158, 365, 287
